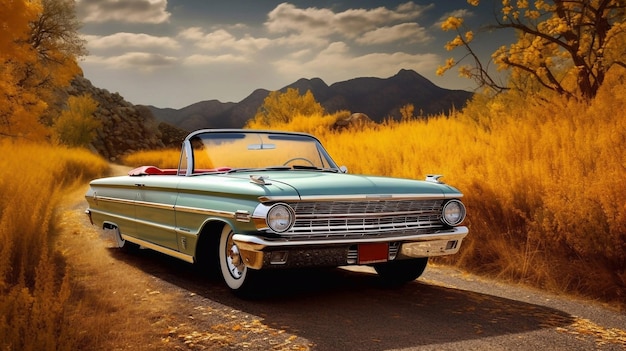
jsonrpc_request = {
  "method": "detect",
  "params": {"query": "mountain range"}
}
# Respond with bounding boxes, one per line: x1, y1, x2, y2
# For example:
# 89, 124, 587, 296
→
145, 69, 473, 131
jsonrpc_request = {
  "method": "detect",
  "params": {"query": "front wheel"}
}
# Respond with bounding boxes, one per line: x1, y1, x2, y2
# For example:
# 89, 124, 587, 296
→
218, 225, 257, 293
373, 257, 428, 285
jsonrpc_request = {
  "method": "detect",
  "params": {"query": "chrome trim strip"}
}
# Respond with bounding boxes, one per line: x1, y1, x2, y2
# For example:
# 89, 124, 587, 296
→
135, 200, 174, 210
97, 198, 238, 219
95, 196, 135, 206
174, 205, 235, 218
87, 208, 135, 223
93, 200, 240, 231
233, 226, 468, 250
258, 195, 300, 203
121, 235, 194, 263
259, 193, 461, 202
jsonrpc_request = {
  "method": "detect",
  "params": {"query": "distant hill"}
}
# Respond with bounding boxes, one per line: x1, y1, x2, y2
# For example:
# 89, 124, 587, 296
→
146, 69, 473, 131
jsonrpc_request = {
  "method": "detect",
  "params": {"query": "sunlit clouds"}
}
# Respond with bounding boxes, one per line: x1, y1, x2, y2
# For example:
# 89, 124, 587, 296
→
265, 2, 432, 39
84, 33, 180, 50
84, 52, 177, 71
77, 0, 170, 24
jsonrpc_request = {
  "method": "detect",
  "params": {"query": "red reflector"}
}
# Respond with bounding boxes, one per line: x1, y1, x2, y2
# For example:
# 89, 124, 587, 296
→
358, 243, 389, 264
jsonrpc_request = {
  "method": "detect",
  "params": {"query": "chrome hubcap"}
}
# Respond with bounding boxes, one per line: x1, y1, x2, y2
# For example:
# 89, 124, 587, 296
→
226, 234, 245, 279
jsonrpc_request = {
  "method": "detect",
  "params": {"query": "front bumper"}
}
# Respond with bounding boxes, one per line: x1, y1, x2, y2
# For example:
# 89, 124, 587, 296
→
233, 226, 468, 270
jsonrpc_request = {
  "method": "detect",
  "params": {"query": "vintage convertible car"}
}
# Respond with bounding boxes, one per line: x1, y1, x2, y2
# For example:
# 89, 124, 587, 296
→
85, 129, 468, 294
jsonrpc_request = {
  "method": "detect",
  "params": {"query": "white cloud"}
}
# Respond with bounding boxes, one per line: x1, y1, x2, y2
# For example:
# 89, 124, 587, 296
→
268, 33, 330, 50
178, 27, 205, 41
265, 2, 433, 39
356, 23, 432, 45
265, 3, 338, 37
84, 33, 180, 51
273, 41, 440, 83
178, 28, 271, 54
84, 52, 177, 71
77, 0, 170, 24
183, 54, 250, 66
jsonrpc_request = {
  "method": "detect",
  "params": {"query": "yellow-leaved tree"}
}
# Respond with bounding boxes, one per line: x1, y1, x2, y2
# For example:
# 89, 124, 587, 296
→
438, 0, 626, 101
54, 94, 101, 147
249, 88, 325, 127
0, 0, 45, 138
0, 0, 86, 140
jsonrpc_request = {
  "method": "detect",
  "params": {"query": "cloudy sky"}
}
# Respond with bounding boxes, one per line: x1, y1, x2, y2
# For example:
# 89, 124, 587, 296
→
76, 0, 508, 109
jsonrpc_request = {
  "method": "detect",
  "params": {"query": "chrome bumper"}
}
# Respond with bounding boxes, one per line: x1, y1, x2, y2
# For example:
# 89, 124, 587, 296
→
233, 226, 468, 270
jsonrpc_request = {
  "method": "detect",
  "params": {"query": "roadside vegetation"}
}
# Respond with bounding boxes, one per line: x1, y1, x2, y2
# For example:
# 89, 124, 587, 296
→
0, 141, 108, 350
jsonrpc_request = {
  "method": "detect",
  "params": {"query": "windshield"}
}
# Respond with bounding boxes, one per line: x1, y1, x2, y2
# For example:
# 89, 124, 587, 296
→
184, 131, 339, 173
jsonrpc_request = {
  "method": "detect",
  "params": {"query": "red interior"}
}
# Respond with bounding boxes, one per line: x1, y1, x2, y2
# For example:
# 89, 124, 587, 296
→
128, 166, 231, 176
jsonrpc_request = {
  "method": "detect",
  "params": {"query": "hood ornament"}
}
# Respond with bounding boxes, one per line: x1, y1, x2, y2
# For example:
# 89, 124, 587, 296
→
250, 175, 271, 185
425, 174, 444, 184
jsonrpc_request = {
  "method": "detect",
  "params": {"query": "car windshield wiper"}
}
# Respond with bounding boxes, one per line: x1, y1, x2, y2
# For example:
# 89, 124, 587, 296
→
224, 168, 253, 173
292, 165, 340, 172
225, 166, 292, 173
264, 166, 292, 171
224, 166, 339, 173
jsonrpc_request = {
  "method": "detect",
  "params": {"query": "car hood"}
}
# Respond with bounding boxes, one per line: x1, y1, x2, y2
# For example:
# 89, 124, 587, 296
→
229, 171, 462, 199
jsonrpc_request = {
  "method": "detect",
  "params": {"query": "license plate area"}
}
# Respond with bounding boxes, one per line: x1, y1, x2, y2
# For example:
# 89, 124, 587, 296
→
358, 242, 389, 264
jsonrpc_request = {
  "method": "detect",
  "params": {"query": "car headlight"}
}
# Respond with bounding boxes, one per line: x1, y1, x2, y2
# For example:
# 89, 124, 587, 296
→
266, 203, 295, 233
441, 200, 466, 226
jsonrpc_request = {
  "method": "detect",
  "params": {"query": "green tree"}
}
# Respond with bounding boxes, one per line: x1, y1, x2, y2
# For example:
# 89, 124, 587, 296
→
54, 94, 100, 147
438, 0, 626, 101
253, 88, 325, 126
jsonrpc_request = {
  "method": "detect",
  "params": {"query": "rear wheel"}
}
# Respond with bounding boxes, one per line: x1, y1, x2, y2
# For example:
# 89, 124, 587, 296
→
218, 225, 257, 293
373, 257, 428, 285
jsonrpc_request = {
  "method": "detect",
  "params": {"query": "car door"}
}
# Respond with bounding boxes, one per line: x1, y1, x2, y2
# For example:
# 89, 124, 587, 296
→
134, 176, 180, 250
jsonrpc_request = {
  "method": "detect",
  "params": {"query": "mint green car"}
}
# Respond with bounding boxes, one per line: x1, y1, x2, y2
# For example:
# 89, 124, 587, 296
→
85, 129, 468, 294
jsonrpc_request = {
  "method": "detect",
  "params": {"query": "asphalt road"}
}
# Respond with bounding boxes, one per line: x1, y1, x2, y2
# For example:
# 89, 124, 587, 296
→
102, 244, 626, 351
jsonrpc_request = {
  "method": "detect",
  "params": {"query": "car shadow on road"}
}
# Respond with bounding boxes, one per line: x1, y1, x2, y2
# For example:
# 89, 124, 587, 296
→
109, 248, 575, 350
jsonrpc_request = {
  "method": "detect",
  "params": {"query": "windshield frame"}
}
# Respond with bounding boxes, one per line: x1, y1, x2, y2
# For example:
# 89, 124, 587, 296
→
177, 129, 340, 176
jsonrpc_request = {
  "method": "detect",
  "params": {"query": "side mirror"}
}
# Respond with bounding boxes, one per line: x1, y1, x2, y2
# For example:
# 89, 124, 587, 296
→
339, 166, 348, 174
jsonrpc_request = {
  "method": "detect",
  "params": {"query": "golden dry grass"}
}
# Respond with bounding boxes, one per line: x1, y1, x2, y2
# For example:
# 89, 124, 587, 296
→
0, 141, 108, 350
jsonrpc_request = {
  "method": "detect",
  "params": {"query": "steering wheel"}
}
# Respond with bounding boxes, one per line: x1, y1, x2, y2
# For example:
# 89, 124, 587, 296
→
283, 157, 316, 167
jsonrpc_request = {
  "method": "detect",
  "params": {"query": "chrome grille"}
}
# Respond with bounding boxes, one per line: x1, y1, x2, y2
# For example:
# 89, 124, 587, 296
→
282, 200, 446, 240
